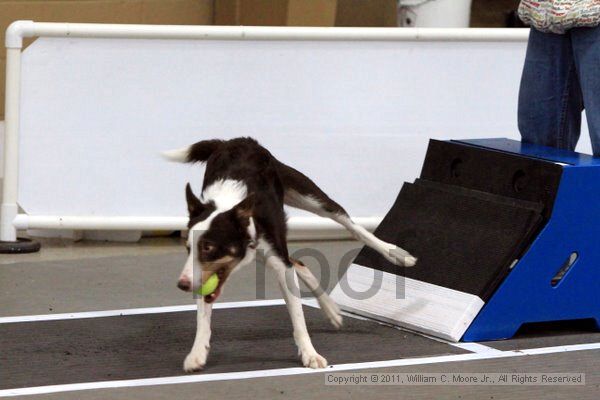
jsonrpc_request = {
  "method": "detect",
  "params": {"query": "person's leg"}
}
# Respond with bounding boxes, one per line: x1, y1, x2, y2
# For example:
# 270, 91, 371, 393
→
571, 26, 600, 156
518, 28, 584, 151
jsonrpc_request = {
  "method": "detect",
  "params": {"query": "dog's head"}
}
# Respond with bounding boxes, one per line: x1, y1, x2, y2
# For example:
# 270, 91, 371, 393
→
177, 183, 256, 303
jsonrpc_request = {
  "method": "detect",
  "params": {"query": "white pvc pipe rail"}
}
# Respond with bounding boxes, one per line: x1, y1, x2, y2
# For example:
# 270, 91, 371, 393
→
1, 21, 530, 241
5, 21, 529, 47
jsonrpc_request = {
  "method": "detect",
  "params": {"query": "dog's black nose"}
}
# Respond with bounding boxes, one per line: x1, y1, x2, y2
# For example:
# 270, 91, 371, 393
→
177, 279, 191, 291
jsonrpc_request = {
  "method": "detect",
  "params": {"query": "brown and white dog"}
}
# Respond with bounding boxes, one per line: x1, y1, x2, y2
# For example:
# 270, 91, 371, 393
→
163, 137, 416, 372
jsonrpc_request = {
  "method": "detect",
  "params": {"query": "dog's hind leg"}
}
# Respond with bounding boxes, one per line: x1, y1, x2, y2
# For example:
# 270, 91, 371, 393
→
292, 258, 342, 329
275, 160, 416, 267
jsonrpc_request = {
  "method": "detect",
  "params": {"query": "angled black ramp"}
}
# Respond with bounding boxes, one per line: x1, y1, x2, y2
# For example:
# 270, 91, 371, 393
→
360, 180, 544, 301
358, 181, 543, 296
331, 140, 561, 341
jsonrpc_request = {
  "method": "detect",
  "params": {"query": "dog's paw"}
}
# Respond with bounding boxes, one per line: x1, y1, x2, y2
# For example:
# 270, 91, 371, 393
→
183, 348, 208, 372
300, 350, 328, 369
388, 247, 417, 267
401, 255, 417, 267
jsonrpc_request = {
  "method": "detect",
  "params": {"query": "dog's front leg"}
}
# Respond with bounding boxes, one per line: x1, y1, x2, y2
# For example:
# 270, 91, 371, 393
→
183, 297, 213, 372
266, 254, 327, 369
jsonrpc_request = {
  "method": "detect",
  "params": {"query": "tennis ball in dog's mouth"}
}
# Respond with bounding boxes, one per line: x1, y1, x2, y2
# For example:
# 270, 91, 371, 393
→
197, 273, 219, 296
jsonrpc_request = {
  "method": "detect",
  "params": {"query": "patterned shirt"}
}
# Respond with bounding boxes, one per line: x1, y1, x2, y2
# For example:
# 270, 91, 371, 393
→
519, 0, 600, 33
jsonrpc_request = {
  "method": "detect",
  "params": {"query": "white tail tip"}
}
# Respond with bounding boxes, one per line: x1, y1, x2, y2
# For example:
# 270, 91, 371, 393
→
161, 146, 190, 163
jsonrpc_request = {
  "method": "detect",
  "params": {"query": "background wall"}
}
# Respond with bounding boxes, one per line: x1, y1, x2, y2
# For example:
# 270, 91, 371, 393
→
213, 0, 397, 27
471, 0, 521, 27
0, 0, 214, 183
0, 0, 214, 121
1, 0, 526, 122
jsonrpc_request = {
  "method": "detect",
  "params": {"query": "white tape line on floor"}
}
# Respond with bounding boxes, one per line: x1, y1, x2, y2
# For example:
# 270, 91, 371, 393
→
1, 341, 599, 397
448, 342, 505, 354
0, 299, 289, 324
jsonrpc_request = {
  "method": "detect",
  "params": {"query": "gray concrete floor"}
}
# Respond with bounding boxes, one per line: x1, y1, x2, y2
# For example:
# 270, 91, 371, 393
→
25, 351, 600, 400
0, 237, 360, 315
2, 237, 599, 399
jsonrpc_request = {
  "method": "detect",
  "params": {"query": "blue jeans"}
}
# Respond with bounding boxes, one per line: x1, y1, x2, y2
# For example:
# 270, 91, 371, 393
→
518, 26, 600, 155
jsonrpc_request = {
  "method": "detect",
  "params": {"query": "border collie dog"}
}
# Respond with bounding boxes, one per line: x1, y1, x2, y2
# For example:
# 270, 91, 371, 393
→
163, 137, 416, 372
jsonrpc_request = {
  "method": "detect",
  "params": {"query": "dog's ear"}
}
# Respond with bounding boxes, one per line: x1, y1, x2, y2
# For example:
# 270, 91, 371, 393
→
185, 183, 204, 217
234, 194, 254, 219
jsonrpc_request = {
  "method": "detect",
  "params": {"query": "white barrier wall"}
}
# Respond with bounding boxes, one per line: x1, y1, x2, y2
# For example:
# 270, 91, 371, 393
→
12, 29, 592, 227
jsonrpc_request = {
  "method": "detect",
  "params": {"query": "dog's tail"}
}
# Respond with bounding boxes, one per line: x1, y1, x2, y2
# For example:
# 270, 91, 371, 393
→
161, 139, 224, 164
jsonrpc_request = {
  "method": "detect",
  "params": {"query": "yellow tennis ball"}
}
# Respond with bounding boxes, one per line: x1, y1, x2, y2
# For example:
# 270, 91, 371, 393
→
197, 273, 219, 296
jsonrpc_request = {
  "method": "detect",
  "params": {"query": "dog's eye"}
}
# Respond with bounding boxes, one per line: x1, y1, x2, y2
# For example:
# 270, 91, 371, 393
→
201, 241, 216, 254
228, 245, 240, 256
